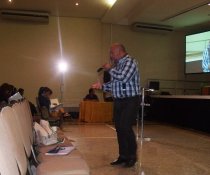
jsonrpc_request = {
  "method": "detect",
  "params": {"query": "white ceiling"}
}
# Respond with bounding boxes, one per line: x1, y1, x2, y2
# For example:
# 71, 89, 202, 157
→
1, 0, 210, 31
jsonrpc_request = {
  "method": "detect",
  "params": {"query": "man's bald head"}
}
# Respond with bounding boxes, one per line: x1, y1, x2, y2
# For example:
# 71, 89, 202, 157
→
110, 43, 127, 61
111, 43, 126, 52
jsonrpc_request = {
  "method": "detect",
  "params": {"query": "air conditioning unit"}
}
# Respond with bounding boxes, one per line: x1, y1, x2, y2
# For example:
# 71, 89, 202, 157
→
0, 10, 49, 23
131, 22, 173, 33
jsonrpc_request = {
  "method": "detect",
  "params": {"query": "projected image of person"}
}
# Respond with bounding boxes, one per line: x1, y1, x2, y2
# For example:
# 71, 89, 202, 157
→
202, 41, 210, 72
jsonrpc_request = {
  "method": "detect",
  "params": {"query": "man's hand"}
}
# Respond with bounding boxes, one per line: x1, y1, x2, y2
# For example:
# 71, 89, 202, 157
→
103, 63, 112, 71
92, 82, 102, 90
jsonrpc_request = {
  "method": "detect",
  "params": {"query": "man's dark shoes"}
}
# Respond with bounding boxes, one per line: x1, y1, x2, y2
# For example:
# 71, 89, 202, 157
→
110, 158, 127, 165
124, 159, 137, 168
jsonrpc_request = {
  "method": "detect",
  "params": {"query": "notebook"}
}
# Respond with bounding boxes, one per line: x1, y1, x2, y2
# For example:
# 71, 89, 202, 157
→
45, 146, 75, 156
50, 98, 63, 109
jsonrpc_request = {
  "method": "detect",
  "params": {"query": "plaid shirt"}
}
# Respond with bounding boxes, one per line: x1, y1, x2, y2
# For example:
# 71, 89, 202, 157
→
103, 54, 140, 98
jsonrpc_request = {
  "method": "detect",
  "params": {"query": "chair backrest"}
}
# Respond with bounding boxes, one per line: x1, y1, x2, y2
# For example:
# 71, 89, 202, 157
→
0, 120, 20, 175
0, 106, 28, 175
22, 100, 34, 141
12, 102, 32, 158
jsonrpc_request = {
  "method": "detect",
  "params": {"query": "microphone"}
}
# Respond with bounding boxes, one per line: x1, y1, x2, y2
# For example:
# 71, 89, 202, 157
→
97, 67, 104, 72
97, 62, 115, 72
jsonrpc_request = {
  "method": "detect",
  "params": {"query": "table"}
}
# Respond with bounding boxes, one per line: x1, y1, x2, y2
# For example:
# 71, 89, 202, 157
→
148, 95, 210, 133
79, 101, 113, 123
202, 86, 210, 95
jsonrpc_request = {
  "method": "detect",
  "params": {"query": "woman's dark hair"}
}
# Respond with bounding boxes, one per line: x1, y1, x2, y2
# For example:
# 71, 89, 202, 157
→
38, 86, 53, 96
38, 87, 45, 96
0, 83, 16, 102
45, 87, 53, 95
18, 88, 24, 96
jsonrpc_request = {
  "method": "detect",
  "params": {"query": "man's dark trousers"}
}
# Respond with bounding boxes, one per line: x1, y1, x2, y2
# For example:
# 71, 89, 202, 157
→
113, 96, 140, 160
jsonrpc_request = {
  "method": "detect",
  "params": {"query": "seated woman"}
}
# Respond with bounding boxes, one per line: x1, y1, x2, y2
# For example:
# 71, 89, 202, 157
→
38, 87, 65, 120
0, 83, 17, 109
84, 88, 99, 101
38, 87, 51, 111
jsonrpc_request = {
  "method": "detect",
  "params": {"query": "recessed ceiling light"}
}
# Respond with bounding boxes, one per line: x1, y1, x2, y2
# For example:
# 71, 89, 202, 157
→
208, 3, 210, 6
8, 0, 12, 3
75, 2, 79, 6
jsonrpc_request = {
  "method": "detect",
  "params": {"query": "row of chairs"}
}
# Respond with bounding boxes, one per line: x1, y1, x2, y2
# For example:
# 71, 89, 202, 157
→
0, 100, 90, 175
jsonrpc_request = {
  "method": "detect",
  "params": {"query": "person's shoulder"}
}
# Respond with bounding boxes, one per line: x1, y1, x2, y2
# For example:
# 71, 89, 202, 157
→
125, 55, 138, 64
85, 94, 90, 98
84, 94, 90, 99
93, 94, 98, 99
125, 54, 136, 61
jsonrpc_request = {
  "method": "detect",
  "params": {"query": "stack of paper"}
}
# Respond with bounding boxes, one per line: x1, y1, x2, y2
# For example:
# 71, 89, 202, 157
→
50, 98, 63, 110
8, 92, 23, 103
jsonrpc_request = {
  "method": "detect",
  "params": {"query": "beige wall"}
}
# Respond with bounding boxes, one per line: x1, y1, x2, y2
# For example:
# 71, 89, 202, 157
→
0, 17, 104, 106
0, 17, 209, 107
110, 25, 185, 83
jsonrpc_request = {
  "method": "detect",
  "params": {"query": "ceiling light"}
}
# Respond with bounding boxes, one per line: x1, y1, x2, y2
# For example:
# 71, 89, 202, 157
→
107, 0, 117, 6
75, 2, 79, 6
8, 0, 12, 3
58, 60, 68, 73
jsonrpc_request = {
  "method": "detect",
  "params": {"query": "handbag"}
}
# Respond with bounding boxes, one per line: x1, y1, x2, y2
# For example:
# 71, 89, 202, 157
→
33, 120, 58, 146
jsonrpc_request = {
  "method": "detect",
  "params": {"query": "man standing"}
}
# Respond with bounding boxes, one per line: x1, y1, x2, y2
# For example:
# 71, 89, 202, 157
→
92, 43, 140, 167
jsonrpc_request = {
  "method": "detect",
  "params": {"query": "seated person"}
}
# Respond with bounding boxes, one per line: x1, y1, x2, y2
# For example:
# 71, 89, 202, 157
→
103, 71, 113, 102
38, 87, 66, 120
84, 88, 99, 101
38, 87, 52, 111
0, 83, 17, 109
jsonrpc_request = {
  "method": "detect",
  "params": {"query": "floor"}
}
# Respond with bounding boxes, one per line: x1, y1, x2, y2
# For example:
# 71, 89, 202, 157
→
62, 121, 210, 175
